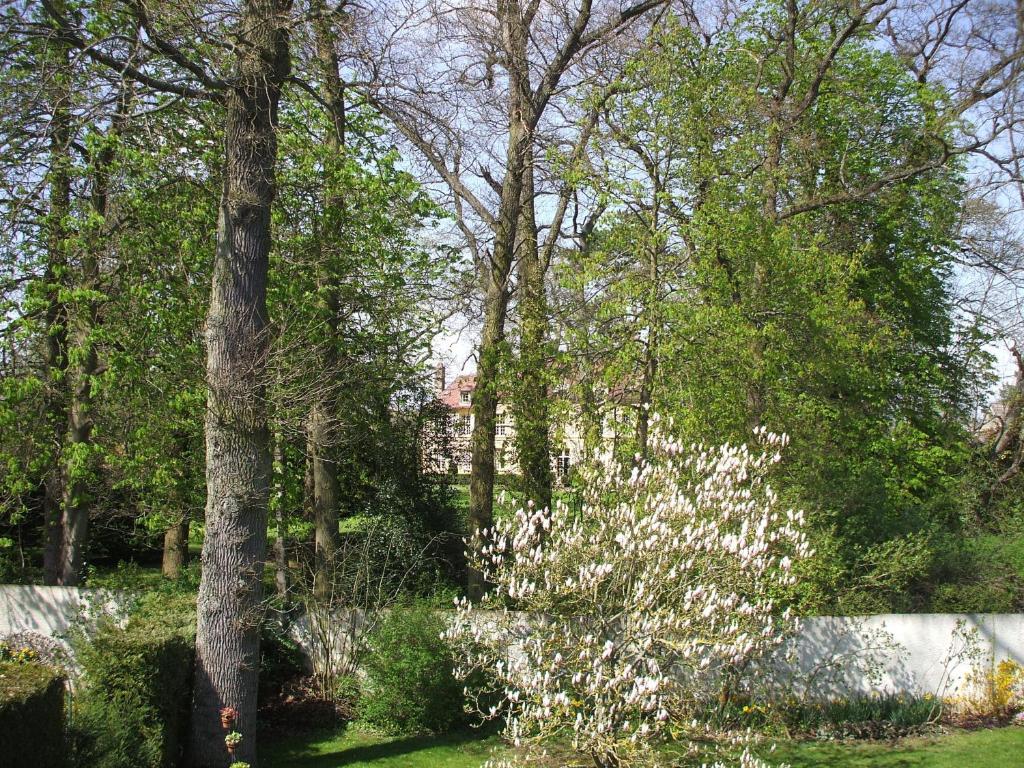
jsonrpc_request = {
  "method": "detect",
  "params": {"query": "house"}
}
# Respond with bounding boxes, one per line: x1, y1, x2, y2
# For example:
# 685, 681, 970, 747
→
432, 365, 580, 479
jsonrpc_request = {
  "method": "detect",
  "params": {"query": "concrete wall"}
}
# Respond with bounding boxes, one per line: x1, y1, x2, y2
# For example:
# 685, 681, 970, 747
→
2, 585, 1020, 701
776, 613, 1024, 698
289, 609, 1024, 700
0, 585, 126, 640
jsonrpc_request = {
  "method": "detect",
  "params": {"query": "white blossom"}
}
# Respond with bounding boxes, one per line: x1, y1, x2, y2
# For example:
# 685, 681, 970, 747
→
446, 422, 807, 768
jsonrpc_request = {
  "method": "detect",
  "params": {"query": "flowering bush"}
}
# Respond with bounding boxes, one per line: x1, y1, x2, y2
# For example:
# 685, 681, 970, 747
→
446, 422, 810, 767
950, 658, 1024, 721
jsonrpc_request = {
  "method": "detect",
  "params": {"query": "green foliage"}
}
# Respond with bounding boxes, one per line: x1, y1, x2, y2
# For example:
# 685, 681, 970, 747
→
0, 660, 67, 768
359, 602, 465, 735
564, 9, 987, 614
70, 592, 196, 768
778, 694, 939, 739
928, 530, 1024, 613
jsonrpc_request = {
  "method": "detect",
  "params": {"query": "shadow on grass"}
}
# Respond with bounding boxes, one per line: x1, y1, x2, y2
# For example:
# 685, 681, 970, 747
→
261, 721, 503, 768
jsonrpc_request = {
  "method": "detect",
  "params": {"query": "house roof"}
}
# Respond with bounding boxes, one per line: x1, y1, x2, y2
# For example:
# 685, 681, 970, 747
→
437, 368, 640, 409
439, 374, 476, 408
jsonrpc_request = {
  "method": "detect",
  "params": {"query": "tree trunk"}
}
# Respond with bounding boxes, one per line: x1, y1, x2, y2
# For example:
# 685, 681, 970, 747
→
59, 201, 101, 586
190, 3, 289, 765
467, 1, 532, 600
636, 198, 663, 461
41, 2, 71, 585
59, 23, 133, 585
308, 404, 339, 597
512, 159, 552, 510
162, 514, 190, 578
308, 2, 346, 598
271, 430, 288, 601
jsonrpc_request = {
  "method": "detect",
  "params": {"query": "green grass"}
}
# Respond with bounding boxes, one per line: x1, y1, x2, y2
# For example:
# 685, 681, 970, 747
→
765, 727, 1024, 767
260, 725, 1024, 767
260, 725, 504, 768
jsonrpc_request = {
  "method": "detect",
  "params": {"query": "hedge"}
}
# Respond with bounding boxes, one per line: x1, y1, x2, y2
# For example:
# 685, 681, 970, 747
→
72, 592, 196, 768
0, 660, 67, 768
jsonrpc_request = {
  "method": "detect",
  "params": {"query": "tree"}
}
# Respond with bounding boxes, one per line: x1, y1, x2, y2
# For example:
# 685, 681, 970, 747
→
190, 3, 290, 763
448, 422, 809, 768
0, 2, 154, 585
34, 1, 290, 763
363, 0, 666, 596
305, 0, 346, 595
39, 4, 73, 583
556, 0, 1022, 612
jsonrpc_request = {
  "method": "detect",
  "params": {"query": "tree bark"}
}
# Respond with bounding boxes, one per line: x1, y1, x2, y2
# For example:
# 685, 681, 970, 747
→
190, 3, 289, 765
308, 404, 339, 596
162, 514, 190, 578
467, 0, 532, 600
41, 18, 71, 585
512, 159, 552, 510
308, 1, 345, 598
271, 429, 288, 601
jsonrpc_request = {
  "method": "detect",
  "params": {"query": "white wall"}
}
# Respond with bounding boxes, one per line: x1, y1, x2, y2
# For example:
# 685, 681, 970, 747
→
776, 613, 1024, 698
2, 585, 1020, 701
0, 585, 126, 640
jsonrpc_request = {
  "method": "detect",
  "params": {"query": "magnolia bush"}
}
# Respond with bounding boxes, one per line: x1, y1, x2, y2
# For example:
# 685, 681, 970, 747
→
446, 421, 810, 768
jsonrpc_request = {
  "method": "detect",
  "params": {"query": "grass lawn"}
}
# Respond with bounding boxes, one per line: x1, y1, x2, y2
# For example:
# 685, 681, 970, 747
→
766, 726, 1024, 766
260, 725, 504, 768
261, 725, 1024, 767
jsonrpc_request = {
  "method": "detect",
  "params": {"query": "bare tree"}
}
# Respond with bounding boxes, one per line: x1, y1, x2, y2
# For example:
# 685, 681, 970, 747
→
359, 0, 666, 596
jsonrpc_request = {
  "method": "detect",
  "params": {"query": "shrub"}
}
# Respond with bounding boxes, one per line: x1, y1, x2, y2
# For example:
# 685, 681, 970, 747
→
447, 422, 810, 768
360, 601, 464, 735
949, 658, 1024, 722
71, 592, 195, 768
0, 659, 67, 768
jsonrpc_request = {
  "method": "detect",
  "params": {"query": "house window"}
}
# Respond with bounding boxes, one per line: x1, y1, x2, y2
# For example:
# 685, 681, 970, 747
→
496, 413, 507, 436
460, 390, 471, 404
457, 414, 471, 435
556, 452, 571, 478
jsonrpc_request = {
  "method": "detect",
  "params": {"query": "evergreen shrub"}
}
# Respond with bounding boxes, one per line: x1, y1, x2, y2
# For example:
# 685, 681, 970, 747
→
71, 592, 196, 768
0, 658, 67, 768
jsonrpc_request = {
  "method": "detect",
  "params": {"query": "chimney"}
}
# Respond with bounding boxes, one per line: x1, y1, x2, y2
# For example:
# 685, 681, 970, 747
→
434, 363, 446, 395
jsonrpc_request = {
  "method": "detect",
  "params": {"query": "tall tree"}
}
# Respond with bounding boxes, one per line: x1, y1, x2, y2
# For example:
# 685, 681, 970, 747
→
365, 0, 665, 596
36, 1, 290, 763
511, 157, 552, 508
190, 2, 290, 763
564, 0, 1023, 612
40, 5, 73, 583
306, 0, 345, 596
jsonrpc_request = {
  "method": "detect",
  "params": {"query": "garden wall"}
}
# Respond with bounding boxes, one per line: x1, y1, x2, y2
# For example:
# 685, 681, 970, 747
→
0, 585, 126, 641
774, 613, 1024, 698
2, 586, 1021, 700
290, 609, 1024, 700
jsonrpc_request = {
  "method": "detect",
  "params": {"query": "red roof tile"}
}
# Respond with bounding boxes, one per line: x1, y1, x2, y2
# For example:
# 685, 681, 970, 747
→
439, 374, 476, 408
